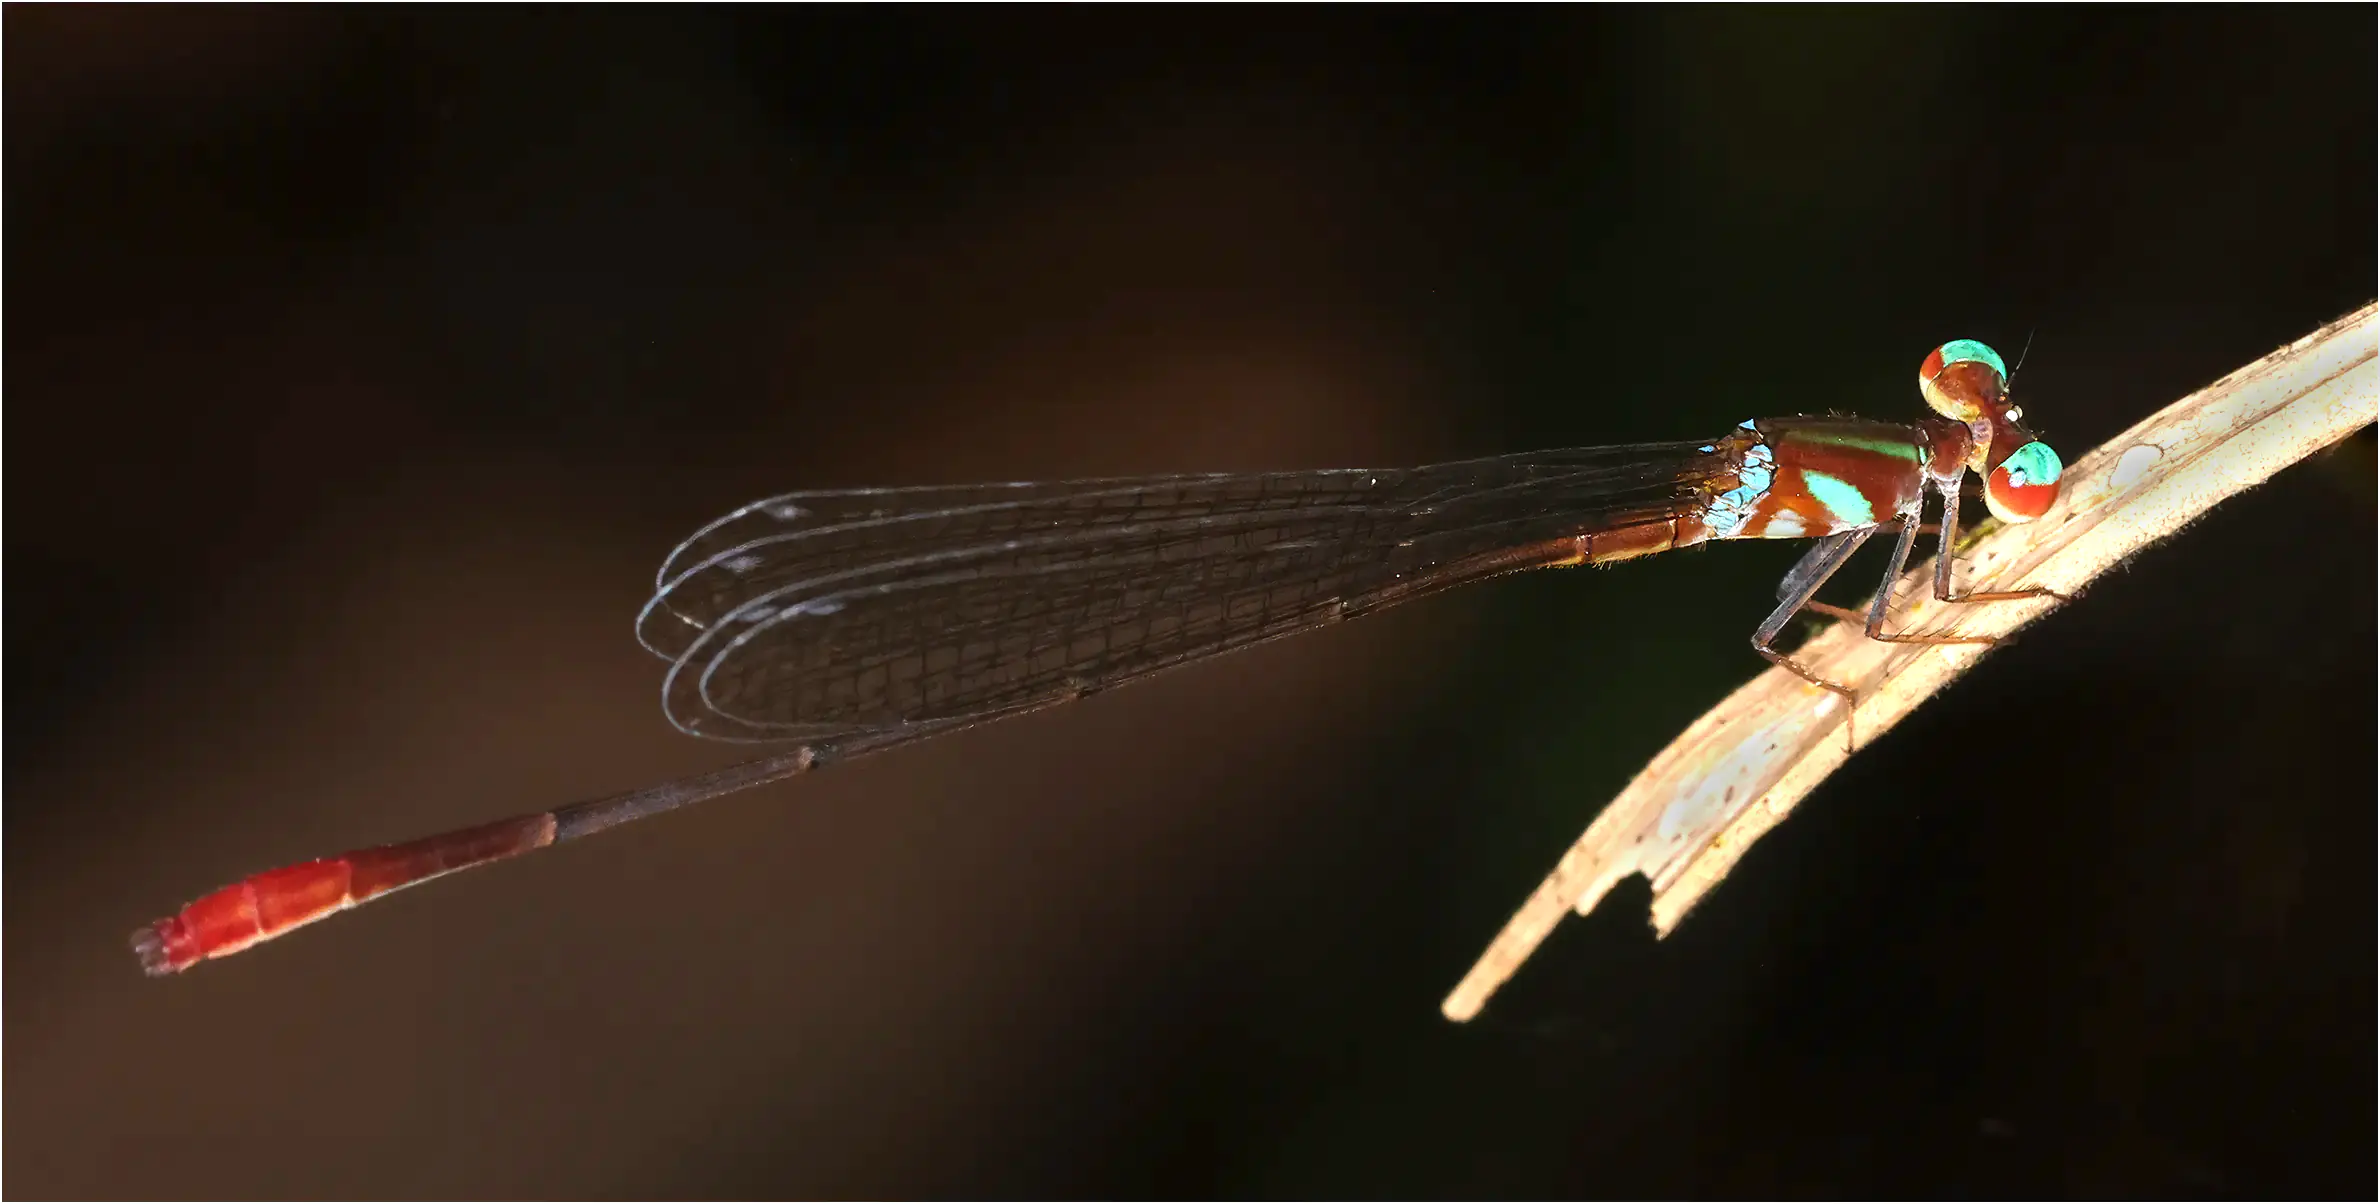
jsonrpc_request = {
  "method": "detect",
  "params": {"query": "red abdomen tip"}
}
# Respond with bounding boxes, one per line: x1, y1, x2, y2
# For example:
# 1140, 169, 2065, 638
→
133, 815, 558, 975
128, 865, 333, 975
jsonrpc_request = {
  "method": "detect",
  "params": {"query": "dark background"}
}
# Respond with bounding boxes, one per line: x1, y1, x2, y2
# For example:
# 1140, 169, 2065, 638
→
7, 7, 2372, 1198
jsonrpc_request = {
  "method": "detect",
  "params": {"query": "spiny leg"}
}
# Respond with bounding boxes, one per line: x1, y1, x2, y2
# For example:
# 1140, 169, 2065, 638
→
1758, 527, 1902, 751
1859, 499, 1997, 646
1752, 528, 1873, 700
1929, 480, 2074, 607
1756, 498, 2047, 749
1789, 514, 1937, 637
1792, 520, 1919, 624
1811, 489, 2069, 644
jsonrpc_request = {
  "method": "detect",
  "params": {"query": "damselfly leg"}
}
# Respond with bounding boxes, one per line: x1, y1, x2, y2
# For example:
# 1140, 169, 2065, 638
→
1755, 468, 2071, 752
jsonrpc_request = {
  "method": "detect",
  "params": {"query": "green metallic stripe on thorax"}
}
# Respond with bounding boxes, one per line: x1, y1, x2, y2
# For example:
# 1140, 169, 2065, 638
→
1775, 427, 1926, 462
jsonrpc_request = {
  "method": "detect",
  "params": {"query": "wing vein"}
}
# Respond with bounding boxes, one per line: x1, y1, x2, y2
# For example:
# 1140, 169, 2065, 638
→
639, 443, 1719, 741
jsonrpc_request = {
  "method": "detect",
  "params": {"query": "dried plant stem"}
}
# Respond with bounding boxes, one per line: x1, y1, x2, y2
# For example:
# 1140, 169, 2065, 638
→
1443, 303, 2379, 1023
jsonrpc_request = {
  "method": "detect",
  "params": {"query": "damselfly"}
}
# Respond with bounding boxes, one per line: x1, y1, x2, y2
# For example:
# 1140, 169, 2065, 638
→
134, 339, 2066, 975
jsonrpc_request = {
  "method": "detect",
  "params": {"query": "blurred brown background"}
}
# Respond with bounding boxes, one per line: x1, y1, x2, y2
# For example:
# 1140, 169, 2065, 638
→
6, 8, 2373, 1197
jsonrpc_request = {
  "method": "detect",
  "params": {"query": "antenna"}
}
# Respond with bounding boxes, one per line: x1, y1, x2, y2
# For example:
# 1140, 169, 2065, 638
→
2008, 327, 2039, 389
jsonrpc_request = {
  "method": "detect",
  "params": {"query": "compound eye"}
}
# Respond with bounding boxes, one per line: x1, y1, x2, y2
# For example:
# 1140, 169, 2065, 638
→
1984, 439, 2062, 523
1919, 338, 2010, 422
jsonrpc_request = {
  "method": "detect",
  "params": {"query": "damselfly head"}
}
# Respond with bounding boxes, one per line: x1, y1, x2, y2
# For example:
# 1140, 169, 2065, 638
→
1918, 338, 2010, 423
1982, 414, 2062, 524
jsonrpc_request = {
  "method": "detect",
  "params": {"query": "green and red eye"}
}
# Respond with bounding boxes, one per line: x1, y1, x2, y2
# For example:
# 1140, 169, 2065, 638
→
1919, 338, 2009, 422
1985, 438, 2062, 523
